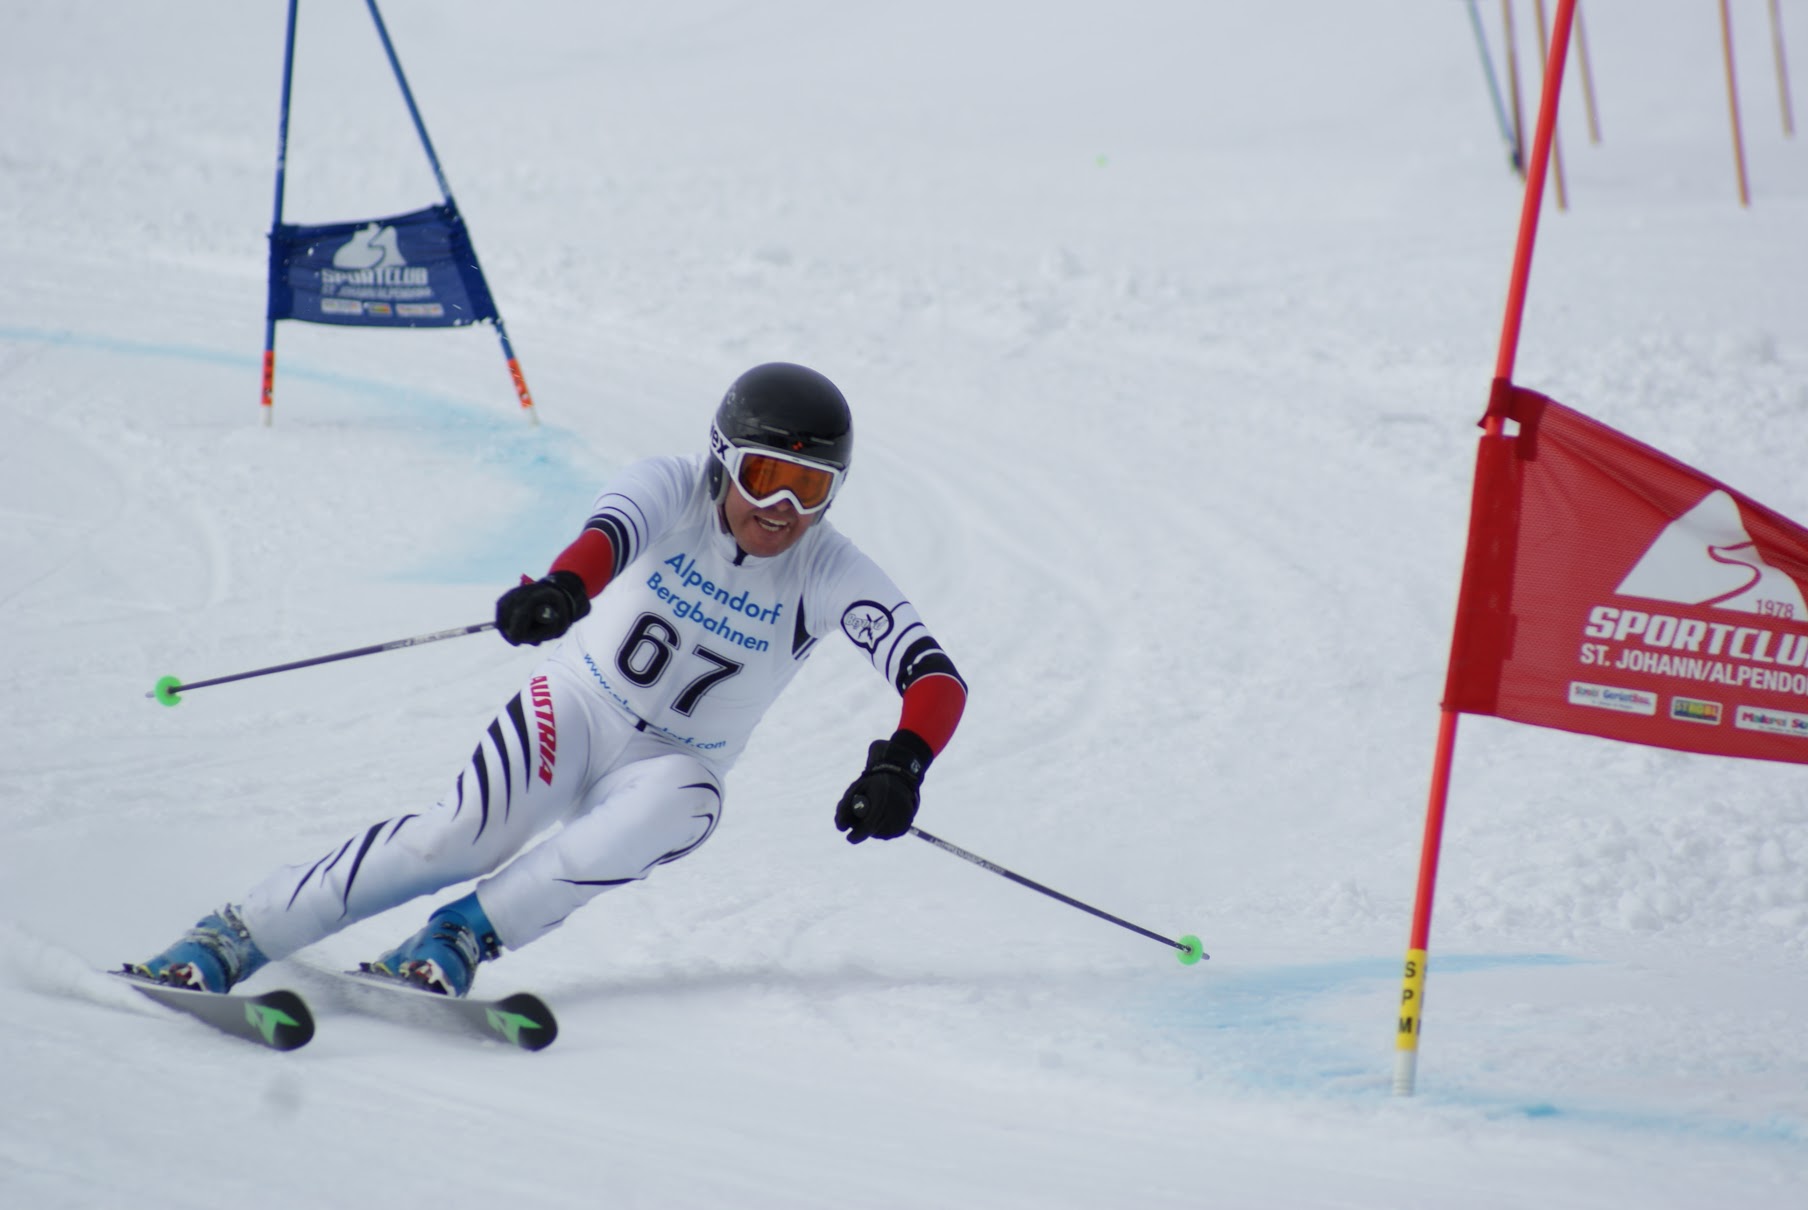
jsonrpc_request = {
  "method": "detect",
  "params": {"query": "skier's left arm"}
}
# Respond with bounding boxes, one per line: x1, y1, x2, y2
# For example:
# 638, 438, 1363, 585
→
828, 587, 968, 845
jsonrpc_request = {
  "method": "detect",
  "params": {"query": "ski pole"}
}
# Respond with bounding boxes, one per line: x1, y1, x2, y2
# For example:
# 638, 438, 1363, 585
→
908, 826, 1206, 965
148, 621, 495, 706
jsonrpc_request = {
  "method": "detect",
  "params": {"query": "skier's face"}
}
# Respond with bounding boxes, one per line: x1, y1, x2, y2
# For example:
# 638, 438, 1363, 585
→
723, 480, 818, 558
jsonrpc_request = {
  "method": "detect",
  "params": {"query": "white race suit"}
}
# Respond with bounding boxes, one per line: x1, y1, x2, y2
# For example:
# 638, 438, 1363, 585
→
235, 452, 962, 960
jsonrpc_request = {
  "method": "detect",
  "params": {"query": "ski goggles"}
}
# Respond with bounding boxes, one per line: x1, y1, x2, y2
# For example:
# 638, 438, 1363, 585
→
712, 426, 847, 514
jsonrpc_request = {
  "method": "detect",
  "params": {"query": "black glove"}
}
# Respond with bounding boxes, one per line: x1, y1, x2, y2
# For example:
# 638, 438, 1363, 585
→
835, 730, 933, 844
495, 570, 591, 646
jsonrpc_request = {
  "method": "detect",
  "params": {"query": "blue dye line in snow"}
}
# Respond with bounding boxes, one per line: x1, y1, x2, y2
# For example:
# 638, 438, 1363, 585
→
0, 324, 607, 583
1147, 952, 1803, 1147
1463, 1095, 1803, 1144
0, 324, 253, 372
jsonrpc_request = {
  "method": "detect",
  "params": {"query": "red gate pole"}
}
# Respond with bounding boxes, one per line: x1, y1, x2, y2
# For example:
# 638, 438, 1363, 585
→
1394, 0, 1579, 1099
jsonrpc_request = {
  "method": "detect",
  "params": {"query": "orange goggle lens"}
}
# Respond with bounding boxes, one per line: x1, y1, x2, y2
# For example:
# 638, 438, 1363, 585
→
734, 450, 839, 511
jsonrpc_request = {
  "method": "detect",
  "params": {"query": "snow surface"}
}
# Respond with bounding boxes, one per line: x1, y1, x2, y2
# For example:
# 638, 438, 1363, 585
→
3, 2, 1806, 1207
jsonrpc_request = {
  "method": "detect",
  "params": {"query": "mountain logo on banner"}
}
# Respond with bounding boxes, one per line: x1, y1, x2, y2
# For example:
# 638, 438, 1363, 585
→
332, 223, 405, 271
1615, 490, 1808, 616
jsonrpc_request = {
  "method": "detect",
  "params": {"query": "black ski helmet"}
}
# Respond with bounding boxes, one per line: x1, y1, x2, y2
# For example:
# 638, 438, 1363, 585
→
708, 362, 854, 505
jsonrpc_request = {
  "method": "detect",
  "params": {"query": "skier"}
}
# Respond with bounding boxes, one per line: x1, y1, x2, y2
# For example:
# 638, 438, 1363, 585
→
128, 362, 967, 997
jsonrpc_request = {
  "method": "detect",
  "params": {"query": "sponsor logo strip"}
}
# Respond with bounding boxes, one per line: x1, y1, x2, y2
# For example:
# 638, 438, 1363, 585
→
1567, 681, 1658, 716
1668, 697, 1723, 725
1733, 705, 1808, 738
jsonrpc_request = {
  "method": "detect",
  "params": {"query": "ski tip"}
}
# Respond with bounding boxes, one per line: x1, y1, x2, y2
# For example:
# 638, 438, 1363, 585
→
489, 992, 558, 1051
253, 989, 316, 1050
341, 970, 558, 1051
113, 971, 315, 1051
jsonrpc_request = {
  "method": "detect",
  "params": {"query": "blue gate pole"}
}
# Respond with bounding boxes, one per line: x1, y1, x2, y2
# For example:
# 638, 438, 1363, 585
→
262, 0, 301, 425
364, 0, 538, 423
1468, 0, 1523, 174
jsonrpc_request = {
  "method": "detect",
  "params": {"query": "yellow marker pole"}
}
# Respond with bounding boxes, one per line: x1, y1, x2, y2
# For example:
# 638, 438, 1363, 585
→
1393, 949, 1429, 1094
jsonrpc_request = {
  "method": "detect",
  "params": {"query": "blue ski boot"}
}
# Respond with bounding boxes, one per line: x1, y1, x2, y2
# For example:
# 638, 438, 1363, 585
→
127, 904, 269, 993
366, 892, 500, 997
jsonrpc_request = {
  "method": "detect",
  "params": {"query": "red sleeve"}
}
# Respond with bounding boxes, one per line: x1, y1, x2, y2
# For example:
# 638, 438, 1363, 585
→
549, 529, 616, 598
897, 673, 967, 757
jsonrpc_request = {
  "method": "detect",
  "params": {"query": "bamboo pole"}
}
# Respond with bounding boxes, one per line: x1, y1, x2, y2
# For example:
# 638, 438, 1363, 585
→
1771, 0, 1796, 136
1534, 0, 1569, 210
1722, 0, 1753, 206
1575, 0, 1602, 142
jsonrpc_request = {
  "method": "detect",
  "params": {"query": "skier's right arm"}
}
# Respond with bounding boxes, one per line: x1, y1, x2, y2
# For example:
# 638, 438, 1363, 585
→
491, 531, 611, 640
493, 528, 619, 646
493, 455, 693, 647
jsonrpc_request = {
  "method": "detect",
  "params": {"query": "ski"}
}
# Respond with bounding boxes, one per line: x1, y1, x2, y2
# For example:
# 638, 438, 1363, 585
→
114, 970, 315, 1051
336, 967, 558, 1051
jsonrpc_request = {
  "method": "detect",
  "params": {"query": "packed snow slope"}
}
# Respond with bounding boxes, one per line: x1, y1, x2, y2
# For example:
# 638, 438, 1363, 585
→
2, 2, 1805, 1207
